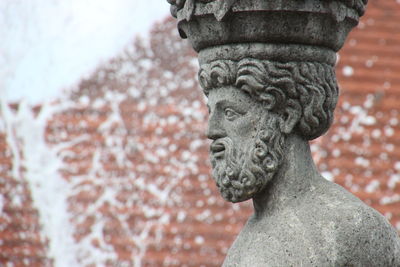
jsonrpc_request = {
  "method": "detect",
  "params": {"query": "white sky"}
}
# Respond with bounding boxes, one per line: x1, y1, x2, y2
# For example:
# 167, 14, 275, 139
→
0, 0, 170, 104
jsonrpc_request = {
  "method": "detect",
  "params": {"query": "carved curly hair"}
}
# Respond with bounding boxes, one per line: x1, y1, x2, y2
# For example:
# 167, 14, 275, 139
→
198, 59, 338, 140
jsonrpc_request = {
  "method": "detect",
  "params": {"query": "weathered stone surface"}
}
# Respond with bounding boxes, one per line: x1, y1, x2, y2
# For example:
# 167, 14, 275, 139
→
167, 0, 400, 266
170, 0, 366, 52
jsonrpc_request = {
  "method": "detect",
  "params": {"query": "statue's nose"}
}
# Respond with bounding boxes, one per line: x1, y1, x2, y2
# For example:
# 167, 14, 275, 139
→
206, 113, 225, 140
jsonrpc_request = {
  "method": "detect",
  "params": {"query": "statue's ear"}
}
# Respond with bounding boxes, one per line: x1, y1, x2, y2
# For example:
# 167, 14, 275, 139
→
280, 100, 301, 134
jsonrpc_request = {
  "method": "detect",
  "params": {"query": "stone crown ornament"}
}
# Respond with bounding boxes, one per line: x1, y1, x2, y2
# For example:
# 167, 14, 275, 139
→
168, 0, 368, 65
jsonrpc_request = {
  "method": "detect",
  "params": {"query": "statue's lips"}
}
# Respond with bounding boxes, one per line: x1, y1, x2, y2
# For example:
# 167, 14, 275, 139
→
210, 141, 225, 158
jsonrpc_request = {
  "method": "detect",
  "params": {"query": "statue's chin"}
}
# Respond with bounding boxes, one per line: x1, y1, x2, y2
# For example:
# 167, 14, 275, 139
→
214, 168, 264, 203
220, 189, 250, 203
218, 181, 264, 203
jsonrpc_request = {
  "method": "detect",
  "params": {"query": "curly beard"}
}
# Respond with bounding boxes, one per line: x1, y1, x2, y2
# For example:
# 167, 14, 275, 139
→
210, 118, 285, 203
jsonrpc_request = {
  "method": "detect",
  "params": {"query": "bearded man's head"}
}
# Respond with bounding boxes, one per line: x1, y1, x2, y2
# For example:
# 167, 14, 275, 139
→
199, 58, 338, 202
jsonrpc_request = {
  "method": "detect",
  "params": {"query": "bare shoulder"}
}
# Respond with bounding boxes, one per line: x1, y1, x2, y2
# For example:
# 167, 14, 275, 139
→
301, 178, 400, 266
223, 178, 400, 267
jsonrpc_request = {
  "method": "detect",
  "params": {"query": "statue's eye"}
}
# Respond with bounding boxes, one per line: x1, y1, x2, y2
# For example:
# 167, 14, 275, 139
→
224, 108, 239, 121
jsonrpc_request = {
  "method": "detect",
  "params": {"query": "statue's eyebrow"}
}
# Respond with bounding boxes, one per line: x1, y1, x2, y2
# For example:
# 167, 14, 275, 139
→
207, 99, 247, 114
216, 100, 247, 114
206, 101, 229, 113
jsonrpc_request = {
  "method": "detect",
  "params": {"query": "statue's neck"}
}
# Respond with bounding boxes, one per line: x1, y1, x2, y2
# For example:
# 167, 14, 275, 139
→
252, 134, 320, 217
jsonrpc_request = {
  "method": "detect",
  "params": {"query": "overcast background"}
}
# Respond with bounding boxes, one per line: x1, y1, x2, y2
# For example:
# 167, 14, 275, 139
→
1, 0, 169, 104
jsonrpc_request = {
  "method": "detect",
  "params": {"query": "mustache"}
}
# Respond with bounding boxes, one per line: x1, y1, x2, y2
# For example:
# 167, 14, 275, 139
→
211, 136, 253, 202
210, 137, 238, 167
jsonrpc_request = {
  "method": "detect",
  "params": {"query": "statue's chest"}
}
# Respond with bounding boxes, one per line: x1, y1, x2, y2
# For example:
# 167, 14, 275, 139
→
222, 221, 335, 267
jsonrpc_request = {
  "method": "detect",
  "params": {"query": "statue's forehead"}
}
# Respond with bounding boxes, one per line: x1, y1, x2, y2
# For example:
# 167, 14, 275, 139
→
207, 86, 247, 99
206, 87, 258, 109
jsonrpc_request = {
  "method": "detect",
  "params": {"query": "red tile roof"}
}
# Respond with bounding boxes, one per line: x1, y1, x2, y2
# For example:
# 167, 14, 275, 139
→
0, 123, 52, 266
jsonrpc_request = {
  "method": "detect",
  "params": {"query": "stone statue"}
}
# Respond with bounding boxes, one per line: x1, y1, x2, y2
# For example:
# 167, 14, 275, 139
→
167, 0, 400, 266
